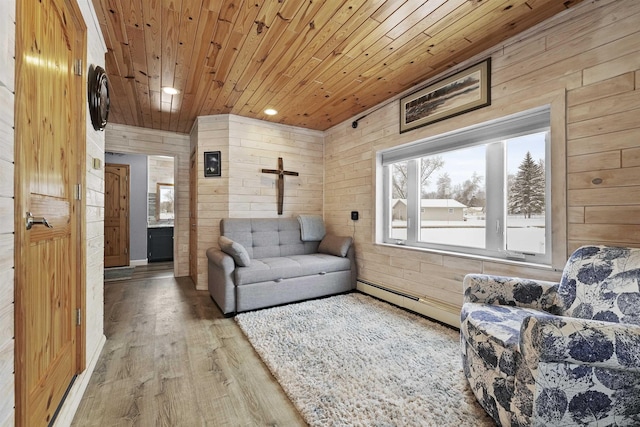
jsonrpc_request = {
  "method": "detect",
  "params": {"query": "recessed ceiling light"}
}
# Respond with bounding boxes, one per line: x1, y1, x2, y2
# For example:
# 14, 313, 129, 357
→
162, 86, 180, 95
264, 108, 278, 116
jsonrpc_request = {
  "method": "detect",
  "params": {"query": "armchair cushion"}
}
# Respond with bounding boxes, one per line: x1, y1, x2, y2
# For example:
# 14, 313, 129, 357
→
558, 245, 640, 325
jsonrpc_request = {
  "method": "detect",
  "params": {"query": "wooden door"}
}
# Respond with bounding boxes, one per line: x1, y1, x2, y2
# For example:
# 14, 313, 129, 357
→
189, 150, 198, 284
104, 164, 130, 267
14, 0, 86, 425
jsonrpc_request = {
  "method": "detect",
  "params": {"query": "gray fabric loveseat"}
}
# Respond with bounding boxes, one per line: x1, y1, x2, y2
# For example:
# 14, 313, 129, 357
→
206, 217, 356, 315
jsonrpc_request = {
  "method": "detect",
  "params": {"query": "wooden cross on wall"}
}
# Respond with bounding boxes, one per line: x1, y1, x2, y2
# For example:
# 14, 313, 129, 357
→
261, 157, 299, 215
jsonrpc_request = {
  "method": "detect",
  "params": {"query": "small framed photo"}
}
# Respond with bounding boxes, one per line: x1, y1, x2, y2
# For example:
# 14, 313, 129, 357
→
400, 58, 491, 133
204, 151, 221, 177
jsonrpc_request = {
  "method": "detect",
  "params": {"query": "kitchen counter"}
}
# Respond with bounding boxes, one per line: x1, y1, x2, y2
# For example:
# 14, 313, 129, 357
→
147, 222, 174, 228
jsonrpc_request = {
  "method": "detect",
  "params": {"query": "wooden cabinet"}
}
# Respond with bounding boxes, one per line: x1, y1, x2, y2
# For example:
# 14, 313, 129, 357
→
148, 226, 174, 262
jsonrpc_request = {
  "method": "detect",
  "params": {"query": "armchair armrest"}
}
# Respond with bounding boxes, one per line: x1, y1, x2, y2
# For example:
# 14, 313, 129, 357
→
521, 315, 640, 372
463, 274, 560, 312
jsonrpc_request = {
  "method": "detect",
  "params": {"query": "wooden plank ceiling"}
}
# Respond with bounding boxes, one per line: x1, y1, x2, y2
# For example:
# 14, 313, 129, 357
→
92, 0, 584, 134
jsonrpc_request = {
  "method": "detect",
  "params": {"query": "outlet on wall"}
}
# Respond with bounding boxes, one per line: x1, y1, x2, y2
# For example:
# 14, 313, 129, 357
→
351, 211, 359, 221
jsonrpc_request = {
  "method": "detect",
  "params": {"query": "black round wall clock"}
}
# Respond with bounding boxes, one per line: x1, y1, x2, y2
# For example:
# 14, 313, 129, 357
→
88, 65, 110, 131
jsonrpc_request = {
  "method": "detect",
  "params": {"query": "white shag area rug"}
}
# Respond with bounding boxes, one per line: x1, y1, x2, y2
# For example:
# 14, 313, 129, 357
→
235, 293, 494, 427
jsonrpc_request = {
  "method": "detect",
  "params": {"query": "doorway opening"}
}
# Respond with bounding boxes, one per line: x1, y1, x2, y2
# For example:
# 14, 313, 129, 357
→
104, 152, 176, 273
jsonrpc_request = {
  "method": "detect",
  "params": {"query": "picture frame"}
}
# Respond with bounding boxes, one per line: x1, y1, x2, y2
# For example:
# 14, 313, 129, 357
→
204, 151, 221, 177
400, 58, 491, 133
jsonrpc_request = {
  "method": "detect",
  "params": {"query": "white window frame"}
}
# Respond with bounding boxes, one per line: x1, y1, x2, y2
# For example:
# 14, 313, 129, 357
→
379, 106, 552, 265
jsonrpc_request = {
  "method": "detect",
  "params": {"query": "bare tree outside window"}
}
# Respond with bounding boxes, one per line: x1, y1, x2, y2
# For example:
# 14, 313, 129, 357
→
451, 172, 484, 208
435, 173, 451, 199
392, 157, 444, 199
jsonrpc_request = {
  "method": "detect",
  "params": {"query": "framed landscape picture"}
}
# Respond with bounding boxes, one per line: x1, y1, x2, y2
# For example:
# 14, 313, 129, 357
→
400, 58, 491, 133
204, 151, 221, 177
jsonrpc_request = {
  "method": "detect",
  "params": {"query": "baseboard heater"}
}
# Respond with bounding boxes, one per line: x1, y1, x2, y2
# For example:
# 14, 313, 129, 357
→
356, 279, 461, 329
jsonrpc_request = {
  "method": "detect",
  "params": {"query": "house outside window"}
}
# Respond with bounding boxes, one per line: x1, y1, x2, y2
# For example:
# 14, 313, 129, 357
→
380, 107, 551, 265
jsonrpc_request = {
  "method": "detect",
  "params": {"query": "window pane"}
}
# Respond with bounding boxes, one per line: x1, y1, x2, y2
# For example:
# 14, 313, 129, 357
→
390, 161, 408, 240
506, 132, 547, 254
418, 146, 486, 249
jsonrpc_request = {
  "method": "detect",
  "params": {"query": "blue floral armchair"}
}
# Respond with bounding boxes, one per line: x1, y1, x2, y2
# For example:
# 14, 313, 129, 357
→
460, 246, 640, 426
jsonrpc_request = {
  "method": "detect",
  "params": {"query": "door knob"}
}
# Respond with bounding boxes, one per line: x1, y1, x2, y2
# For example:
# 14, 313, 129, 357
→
26, 212, 53, 230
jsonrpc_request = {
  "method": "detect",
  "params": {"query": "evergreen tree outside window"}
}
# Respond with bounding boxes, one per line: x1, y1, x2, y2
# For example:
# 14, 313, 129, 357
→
509, 151, 545, 219
505, 135, 547, 254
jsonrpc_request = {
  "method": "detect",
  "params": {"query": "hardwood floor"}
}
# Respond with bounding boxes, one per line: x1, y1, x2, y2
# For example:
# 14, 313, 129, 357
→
72, 263, 305, 426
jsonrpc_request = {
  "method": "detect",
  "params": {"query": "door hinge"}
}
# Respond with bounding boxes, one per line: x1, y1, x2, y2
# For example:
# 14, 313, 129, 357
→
75, 184, 82, 200
76, 308, 81, 326
74, 59, 83, 76
124, 247, 128, 255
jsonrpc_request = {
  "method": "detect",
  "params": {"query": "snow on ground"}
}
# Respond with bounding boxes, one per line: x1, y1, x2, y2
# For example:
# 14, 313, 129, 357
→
390, 217, 545, 253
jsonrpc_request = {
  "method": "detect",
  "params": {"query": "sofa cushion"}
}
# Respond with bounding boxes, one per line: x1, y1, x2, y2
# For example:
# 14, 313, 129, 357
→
221, 218, 319, 259
461, 303, 553, 377
235, 253, 351, 286
219, 236, 251, 267
318, 235, 352, 257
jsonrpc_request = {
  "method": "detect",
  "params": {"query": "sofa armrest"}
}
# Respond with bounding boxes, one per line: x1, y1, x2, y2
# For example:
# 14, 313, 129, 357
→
206, 248, 236, 271
520, 315, 640, 371
206, 248, 237, 315
463, 274, 560, 312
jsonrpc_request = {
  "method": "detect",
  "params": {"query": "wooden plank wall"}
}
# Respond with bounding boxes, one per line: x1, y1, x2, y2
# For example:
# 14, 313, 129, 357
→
104, 124, 191, 277
192, 114, 324, 289
0, 0, 15, 424
81, 0, 108, 392
323, 0, 640, 309
192, 115, 229, 290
